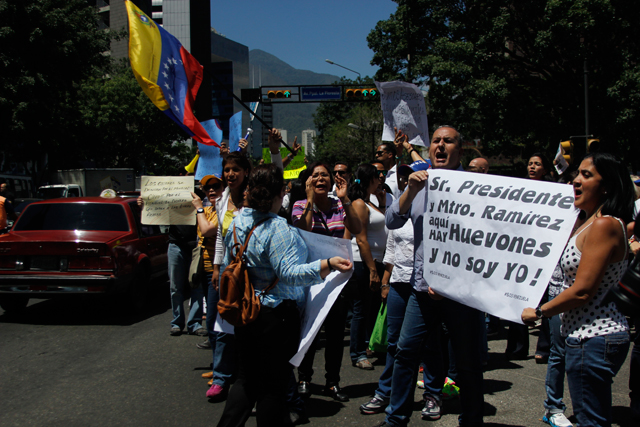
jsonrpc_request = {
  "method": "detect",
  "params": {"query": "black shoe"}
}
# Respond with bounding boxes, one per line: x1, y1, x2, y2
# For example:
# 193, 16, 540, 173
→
196, 339, 211, 349
297, 381, 311, 398
324, 383, 349, 402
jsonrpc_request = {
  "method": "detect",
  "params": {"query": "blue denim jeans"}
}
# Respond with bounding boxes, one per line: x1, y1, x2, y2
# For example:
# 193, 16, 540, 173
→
384, 290, 484, 427
544, 303, 566, 414
630, 317, 640, 402
206, 270, 235, 387
168, 243, 204, 332
375, 283, 440, 400
565, 332, 630, 427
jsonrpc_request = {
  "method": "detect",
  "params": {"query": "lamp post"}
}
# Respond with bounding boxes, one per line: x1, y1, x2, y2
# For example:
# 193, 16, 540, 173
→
325, 59, 361, 79
348, 123, 377, 158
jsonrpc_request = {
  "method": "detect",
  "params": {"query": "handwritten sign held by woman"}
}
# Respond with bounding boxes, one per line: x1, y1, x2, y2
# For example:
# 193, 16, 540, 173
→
141, 176, 196, 225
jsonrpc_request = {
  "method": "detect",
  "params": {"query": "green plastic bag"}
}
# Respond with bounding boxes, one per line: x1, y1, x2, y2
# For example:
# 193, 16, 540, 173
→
369, 302, 388, 352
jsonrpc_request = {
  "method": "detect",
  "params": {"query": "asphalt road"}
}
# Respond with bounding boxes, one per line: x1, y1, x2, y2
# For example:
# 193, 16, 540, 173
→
0, 289, 637, 427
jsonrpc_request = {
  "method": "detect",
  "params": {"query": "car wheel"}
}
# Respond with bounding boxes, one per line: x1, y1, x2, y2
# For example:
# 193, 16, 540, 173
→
127, 265, 150, 313
0, 295, 30, 313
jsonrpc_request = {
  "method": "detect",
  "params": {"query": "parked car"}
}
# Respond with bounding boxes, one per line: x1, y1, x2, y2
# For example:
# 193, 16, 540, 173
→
0, 197, 169, 312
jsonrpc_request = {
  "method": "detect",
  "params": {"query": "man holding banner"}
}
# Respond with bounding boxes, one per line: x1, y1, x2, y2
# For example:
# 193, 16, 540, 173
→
377, 126, 485, 427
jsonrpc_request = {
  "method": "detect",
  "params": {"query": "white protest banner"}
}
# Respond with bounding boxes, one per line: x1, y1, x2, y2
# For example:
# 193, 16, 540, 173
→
376, 81, 429, 147
140, 176, 195, 225
289, 229, 353, 367
423, 169, 578, 324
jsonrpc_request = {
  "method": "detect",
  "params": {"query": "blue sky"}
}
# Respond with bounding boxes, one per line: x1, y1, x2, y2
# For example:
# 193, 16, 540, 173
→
210, 0, 398, 79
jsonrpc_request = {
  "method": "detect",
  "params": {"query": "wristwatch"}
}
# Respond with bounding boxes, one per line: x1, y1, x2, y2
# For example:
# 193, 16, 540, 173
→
196, 208, 205, 214
342, 200, 352, 207
535, 306, 544, 319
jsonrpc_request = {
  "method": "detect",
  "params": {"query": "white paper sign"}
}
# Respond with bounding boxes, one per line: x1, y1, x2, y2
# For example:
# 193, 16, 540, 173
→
289, 229, 353, 367
423, 169, 578, 324
140, 176, 195, 225
376, 81, 429, 147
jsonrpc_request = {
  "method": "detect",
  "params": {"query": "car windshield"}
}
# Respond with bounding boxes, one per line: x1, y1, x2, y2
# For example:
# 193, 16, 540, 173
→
37, 187, 66, 199
13, 203, 129, 232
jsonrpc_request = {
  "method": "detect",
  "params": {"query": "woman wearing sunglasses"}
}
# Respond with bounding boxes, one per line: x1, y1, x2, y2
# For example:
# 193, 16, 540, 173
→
191, 173, 234, 400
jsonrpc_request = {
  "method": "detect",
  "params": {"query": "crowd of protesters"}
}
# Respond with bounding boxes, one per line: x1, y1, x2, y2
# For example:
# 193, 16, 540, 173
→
147, 127, 639, 427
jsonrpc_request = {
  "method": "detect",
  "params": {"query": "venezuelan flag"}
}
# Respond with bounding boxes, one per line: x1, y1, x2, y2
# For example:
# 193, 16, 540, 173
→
125, 1, 218, 146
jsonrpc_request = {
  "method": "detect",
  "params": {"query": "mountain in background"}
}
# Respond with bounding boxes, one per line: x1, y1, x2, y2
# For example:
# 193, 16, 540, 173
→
248, 49, 340, 143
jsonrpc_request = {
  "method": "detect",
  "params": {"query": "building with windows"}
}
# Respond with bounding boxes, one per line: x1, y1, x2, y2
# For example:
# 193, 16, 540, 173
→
92, 0, 251, 154
301, 129, 316, 157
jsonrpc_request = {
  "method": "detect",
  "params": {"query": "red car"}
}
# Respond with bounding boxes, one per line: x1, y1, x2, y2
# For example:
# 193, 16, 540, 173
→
0, 197, 169, 312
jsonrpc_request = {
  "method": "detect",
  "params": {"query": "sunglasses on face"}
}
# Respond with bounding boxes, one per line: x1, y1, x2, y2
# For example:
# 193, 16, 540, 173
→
377, 170, 388, 176
203, 183, 222, 192
375, 151, 388, 157
333, 170, 348, 176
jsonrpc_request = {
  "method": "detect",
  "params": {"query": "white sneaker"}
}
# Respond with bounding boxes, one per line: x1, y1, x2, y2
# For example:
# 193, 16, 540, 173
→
543, 412, 573, 427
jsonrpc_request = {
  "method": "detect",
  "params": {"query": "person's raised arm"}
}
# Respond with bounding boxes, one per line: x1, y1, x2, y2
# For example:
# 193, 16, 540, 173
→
398, 170, 428, 215
191, 192, 217, 237
292, 175, 317, 232
268, 128, 284, 170
283, 137, 300, 169
335, 173, 362, 235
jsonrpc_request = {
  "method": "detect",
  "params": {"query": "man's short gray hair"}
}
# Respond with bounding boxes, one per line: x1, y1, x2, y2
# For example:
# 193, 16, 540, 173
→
435, 125, 463, 144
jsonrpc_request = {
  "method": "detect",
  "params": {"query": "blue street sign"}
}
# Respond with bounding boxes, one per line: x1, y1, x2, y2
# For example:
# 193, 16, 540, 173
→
300, 86, 342, 101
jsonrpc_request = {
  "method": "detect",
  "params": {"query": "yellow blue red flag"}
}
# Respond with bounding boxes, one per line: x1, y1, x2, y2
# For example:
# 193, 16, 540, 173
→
125, 1, 218, 146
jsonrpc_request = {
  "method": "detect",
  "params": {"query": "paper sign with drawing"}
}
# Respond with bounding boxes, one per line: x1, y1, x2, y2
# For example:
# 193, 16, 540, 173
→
423, 169, 578, 324
140, 176, 195, 225
376, 81, 429, 147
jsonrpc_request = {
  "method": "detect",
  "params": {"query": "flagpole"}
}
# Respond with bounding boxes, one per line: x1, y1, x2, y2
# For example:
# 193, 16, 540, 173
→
206, 71, 295, 155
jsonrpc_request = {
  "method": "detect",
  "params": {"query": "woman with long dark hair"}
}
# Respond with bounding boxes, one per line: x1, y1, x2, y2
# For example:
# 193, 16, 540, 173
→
216, 164, 352, 427
207, 150, 252, 400
522, 152, 635, 427
344, 163, 388, 369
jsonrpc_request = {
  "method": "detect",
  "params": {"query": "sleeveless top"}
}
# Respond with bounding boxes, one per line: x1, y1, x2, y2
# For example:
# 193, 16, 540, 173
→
560, 216, 629, 339
351, 201, 388, 263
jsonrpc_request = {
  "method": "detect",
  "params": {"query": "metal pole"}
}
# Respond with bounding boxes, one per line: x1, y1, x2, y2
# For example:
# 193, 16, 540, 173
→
584, 58, 590, 149
325, 59, 361, 79
206, 71, 295, 155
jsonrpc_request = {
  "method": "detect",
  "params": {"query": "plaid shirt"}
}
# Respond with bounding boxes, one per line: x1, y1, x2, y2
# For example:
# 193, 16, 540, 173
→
222, 208, 322, 308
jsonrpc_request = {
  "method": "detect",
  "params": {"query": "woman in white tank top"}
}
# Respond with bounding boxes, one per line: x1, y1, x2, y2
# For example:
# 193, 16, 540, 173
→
345, 164, 389, 369
522, 152, 636, 427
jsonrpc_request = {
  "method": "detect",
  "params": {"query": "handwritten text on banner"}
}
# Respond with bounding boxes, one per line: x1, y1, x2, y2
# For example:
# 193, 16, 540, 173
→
141, 176, 196, 225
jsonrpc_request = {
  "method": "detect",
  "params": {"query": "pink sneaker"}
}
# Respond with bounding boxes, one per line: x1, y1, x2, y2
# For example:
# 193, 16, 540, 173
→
206, 384, 227, 400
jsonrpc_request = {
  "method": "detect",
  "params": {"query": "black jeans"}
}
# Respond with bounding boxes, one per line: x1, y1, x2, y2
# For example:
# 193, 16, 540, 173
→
298, 294, 348, 385
217, 300, 300, 427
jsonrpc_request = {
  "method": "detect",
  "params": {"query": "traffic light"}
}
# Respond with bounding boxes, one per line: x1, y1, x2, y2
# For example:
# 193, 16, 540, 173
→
362, 88, 378, 98
587, 138, 600, 153
267, 90, 291, 99
345, 88, 378, 99
560, 140, 573, 164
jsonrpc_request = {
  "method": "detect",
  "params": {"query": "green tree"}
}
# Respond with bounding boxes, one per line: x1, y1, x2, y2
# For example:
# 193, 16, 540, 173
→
0, 0, 115, 168
75, 61, 191, 175
368, 1, 640, 170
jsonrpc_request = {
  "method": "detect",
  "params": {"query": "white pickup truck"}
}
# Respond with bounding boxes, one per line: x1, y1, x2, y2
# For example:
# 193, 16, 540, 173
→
36, 184, 83, 199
